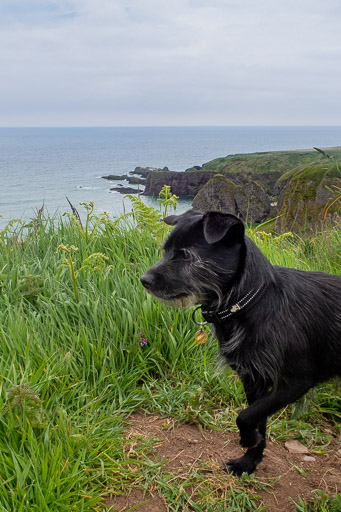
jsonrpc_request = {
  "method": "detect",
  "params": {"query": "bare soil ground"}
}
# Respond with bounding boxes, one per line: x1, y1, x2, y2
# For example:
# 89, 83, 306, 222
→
106, 413, 341, 512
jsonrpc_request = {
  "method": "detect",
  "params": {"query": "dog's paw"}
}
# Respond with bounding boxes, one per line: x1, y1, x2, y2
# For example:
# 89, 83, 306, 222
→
239, 428, 262, 449
223, 451, 263, 476
223, 455, 258, 476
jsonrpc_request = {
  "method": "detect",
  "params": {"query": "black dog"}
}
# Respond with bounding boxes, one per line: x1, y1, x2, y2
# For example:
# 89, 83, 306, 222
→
140, 210, 341, 476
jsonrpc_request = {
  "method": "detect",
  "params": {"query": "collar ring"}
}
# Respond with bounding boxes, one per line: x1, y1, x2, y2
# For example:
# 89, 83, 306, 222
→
191, 305, 208, 327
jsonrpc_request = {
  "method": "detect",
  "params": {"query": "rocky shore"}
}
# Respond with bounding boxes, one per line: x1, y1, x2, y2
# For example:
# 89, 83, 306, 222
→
102, 166, 168, 194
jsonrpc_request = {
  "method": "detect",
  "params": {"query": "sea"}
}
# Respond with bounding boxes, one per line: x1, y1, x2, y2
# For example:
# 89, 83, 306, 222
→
1, 126, 341, 230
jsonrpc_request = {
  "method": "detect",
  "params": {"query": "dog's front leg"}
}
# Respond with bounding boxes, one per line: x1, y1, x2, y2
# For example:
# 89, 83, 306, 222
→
236, 379, 312, 447
226, 379, 313, 476
224, 377, 268, 476
237, 378, 269, 449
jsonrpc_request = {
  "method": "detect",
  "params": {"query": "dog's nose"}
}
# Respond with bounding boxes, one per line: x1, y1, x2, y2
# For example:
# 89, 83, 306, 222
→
140, 274, 154, 289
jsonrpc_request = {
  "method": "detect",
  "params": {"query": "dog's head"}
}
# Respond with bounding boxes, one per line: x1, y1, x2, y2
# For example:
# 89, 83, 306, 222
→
140, 210, 245, 308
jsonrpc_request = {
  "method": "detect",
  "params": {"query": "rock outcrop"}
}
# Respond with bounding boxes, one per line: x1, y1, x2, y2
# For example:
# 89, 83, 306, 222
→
192, 175, 271, 223
192, 175, 238, 213
234, 180, 272, 223
133, 166, 169, 177
144, 170, 215, 197
102, 174, 146, 185
276, 163, 341, 233
102, 166, 169, 185
110, 186, 140, 194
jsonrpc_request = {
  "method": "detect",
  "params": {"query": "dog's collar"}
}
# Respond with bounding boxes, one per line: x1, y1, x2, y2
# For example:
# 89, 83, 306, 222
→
193, 286, 263, 325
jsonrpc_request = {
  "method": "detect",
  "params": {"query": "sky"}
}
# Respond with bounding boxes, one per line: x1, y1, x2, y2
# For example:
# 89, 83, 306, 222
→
1, 0, 341, 127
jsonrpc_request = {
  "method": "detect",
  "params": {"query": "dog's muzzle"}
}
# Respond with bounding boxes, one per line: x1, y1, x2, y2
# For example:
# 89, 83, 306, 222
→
140, 273, 153, 291
140, 273, 199, 308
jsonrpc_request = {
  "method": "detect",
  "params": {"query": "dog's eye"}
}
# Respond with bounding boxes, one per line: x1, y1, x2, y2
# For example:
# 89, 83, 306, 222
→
181, 249, 191, 260
170, 249, 192, 261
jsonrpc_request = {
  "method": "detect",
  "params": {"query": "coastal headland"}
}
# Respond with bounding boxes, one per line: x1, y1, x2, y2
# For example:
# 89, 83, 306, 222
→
103, 147, 341, 232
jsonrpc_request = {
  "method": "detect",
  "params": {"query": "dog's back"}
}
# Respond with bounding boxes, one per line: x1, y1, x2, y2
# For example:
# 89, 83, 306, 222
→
217, 262, 341, 388
272, 266, 341, 379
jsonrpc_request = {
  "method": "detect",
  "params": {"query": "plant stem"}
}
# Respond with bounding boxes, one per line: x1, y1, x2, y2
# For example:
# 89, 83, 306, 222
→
68, 252, 79, 302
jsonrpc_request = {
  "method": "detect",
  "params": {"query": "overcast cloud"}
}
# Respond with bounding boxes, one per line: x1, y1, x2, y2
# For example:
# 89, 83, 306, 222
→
1, 0, 341, 126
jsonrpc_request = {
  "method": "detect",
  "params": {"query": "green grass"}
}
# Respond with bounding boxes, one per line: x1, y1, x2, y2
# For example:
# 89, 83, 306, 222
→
185, 147, 341, 176
0, 201, 340, 510
294, 490, 341, 511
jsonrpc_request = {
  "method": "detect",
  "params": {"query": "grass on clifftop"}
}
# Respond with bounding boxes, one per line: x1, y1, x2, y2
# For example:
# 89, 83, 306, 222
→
278, 160, 341, 185
0, 198, 340, 511
185, 146, 341, 176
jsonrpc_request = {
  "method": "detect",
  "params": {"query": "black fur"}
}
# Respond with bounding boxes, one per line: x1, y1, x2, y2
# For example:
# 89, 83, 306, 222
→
140, 210, 341, 475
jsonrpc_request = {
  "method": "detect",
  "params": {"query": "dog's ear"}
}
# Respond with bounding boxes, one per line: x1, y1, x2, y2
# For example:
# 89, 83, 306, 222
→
163, 209, 203, 226
203, 212, 244, 244
163, 214, 179, 226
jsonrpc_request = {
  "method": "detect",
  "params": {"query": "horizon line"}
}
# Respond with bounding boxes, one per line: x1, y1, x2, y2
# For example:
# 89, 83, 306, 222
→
1, 124, 341, 129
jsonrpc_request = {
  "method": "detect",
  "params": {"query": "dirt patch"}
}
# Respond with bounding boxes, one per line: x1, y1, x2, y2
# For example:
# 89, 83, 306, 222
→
108, 488, 167, 512
106, 413, 341, 511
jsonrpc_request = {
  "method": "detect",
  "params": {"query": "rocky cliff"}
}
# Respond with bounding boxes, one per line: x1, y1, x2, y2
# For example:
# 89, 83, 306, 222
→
192, 175, 272, 223
276, 163, 341, 233
144, 148, 341, 199
132, 148, 341, 230
144, 170, 215, 197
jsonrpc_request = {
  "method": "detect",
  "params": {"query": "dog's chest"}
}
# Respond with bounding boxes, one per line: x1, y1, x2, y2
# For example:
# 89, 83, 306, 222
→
216, 324, 245, 362
215, 321, 279, 383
